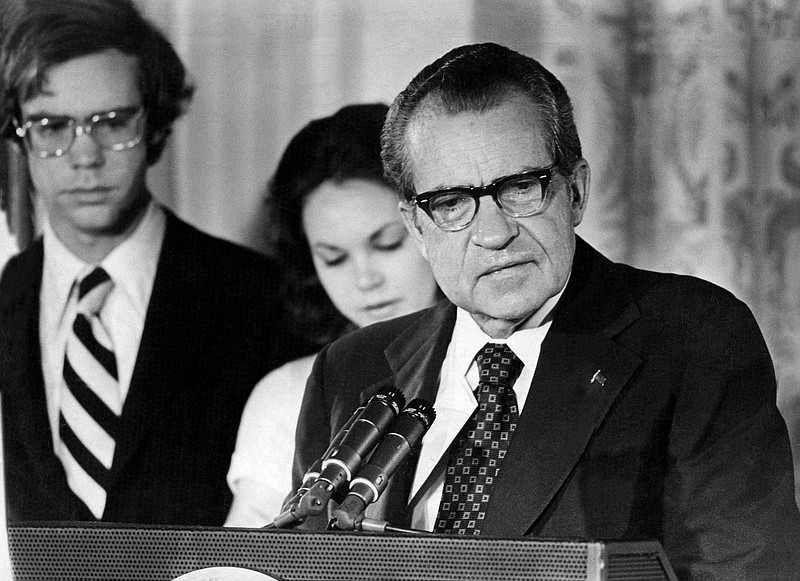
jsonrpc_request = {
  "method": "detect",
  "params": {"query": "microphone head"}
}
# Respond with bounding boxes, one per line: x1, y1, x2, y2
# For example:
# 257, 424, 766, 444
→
371, 387, 406, 415
403, 398, 436, 428
292, 387, 407, 520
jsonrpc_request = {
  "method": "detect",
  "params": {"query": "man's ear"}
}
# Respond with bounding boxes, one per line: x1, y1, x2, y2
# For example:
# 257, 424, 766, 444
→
399, 200, 429, 261
568, 158, 590, 227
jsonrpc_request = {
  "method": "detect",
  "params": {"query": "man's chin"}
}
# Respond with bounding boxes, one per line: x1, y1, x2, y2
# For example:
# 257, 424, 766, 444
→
72, 217, 128, 237
67, 204, 147, 237
471, 292, 546, 321
467, 305, 541, 338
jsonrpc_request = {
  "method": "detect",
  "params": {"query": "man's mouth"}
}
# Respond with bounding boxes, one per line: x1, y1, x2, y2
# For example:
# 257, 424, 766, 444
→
483, 259, 530, 276
365, 299, 398, 312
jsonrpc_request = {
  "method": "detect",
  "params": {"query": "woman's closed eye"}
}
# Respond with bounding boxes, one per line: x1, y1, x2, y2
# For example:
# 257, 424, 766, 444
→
315, 248, 347, 267
373, 237, 404, 252
311, 223, 408, 267
371, 224, 407, 252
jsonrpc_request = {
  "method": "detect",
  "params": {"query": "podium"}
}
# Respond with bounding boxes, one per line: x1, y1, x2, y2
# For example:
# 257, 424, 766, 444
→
7, 522, 677, 581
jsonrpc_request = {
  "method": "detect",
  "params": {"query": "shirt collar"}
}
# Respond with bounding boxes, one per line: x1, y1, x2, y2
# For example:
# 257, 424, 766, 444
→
450, 273, 570, 373
42, 219, 86, 326
100, 201, 165, 308
41, 200, 166, 324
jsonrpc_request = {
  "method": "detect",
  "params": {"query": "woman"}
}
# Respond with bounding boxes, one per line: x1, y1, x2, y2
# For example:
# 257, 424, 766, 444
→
225, 104, 440, 527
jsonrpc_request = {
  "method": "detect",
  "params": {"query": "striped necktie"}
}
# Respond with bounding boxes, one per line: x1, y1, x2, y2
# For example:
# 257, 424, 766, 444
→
434, 343, 523, 535
57, 267, 121, 519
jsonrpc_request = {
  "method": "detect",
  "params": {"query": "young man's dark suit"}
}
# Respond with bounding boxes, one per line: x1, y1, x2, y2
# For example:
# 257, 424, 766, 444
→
294, 236, 800, 581
1, 210, 306, 525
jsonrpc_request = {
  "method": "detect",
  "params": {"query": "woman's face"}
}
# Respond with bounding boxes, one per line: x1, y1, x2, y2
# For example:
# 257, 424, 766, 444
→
302, 178, 440, 328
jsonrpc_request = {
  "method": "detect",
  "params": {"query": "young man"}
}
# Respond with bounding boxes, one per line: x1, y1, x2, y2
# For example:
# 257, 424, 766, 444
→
293, 43, 800, 580
0, 0, 306, 525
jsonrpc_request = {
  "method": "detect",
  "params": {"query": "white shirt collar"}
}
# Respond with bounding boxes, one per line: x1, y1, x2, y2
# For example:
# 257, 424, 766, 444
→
100, 201, 165, 312
42, 220, 86, 328
41, 200, 166, 326
450, 273, 569, 381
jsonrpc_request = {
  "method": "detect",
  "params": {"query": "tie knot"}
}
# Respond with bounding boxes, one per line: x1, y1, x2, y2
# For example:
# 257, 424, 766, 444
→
475, 343, 523, 388
76, 267, 113, 314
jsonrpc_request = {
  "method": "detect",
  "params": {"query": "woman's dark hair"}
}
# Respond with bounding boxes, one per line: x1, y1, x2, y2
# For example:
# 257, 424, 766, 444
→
266, 103, 391, 347
0, 0, 194, 165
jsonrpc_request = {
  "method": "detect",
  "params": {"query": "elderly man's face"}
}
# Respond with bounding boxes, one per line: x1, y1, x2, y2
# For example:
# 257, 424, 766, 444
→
401, 93, 589, 338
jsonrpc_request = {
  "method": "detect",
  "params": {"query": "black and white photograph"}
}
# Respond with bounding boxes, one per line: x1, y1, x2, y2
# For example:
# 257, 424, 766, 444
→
1, 1, 799, 580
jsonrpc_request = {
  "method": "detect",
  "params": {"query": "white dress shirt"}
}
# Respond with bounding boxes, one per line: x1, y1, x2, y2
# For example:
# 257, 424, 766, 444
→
408, 282, 567, 530
39, 201, 165, 450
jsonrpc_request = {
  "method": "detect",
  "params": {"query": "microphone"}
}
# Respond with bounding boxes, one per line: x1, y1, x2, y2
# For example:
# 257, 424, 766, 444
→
294, 388, 406, 520
330, 398, 436, 531
266, 397, 369, 529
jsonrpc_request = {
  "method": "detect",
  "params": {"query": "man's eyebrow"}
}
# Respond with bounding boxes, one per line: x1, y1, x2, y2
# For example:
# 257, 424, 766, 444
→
19, 110, 70, 122
422, 165, 550, 194
21, 105, 141, 122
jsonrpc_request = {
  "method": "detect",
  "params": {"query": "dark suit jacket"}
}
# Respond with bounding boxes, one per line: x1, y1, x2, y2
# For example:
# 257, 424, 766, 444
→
0, 210, 308, 525
294, 236, 800, 581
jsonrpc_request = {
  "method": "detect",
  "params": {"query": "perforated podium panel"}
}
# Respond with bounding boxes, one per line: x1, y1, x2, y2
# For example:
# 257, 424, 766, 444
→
7, 523, 677, 581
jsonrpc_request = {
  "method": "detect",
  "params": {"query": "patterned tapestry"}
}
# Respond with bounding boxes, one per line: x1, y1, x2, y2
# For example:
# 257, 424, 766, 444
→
482, 0, 800, 506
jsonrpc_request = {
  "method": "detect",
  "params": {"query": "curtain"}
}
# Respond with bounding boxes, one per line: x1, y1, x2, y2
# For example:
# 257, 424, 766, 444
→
487, 0, 800, 506
139, 0, 475, 252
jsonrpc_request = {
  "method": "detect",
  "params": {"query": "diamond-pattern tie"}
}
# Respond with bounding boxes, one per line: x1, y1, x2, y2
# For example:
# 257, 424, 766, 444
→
57, 267, 121, 519
434, 343, 523, 535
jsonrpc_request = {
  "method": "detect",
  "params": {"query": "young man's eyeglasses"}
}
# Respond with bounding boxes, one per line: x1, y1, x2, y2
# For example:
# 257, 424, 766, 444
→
410, 164, 558, 232
14, 106, 145, 158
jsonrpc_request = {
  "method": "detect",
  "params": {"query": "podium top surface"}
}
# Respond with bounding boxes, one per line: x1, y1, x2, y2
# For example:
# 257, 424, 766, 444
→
7, 522, 677, 581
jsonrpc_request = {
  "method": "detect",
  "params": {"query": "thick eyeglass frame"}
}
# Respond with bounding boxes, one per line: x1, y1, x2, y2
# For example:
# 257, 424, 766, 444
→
410, 164, 559, 232
14, 106, 145, 158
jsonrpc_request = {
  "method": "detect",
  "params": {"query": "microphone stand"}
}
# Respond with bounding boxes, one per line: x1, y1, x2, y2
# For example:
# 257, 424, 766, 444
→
328, 515, 431, 535
267, 396, 436, 536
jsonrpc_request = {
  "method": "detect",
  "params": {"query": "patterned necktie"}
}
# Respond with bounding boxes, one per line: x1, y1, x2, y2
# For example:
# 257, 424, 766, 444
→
434, 343, 523, 535
58, 267, 121, 519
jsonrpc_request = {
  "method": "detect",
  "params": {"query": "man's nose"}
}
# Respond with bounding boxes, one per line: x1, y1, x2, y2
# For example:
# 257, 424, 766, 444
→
470, 201, 519, 249
68, 128, 105, 167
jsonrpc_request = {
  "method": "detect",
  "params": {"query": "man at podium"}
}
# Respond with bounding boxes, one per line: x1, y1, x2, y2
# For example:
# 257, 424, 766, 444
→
293, 42, 800, 580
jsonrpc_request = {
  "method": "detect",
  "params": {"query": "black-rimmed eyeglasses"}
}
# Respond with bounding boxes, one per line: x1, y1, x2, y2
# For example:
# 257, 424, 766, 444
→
409, 164, 558, 231
14, 106, 145, 158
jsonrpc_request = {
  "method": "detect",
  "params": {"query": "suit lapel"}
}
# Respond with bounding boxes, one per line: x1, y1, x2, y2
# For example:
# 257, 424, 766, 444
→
1, 241, 89, 519
482, 326, 641, 536
383, 301, 455, 405
482, 237, 644, 536
363, 302, 456, 527
109, 215, 215, 480
0, 241, 46, 406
